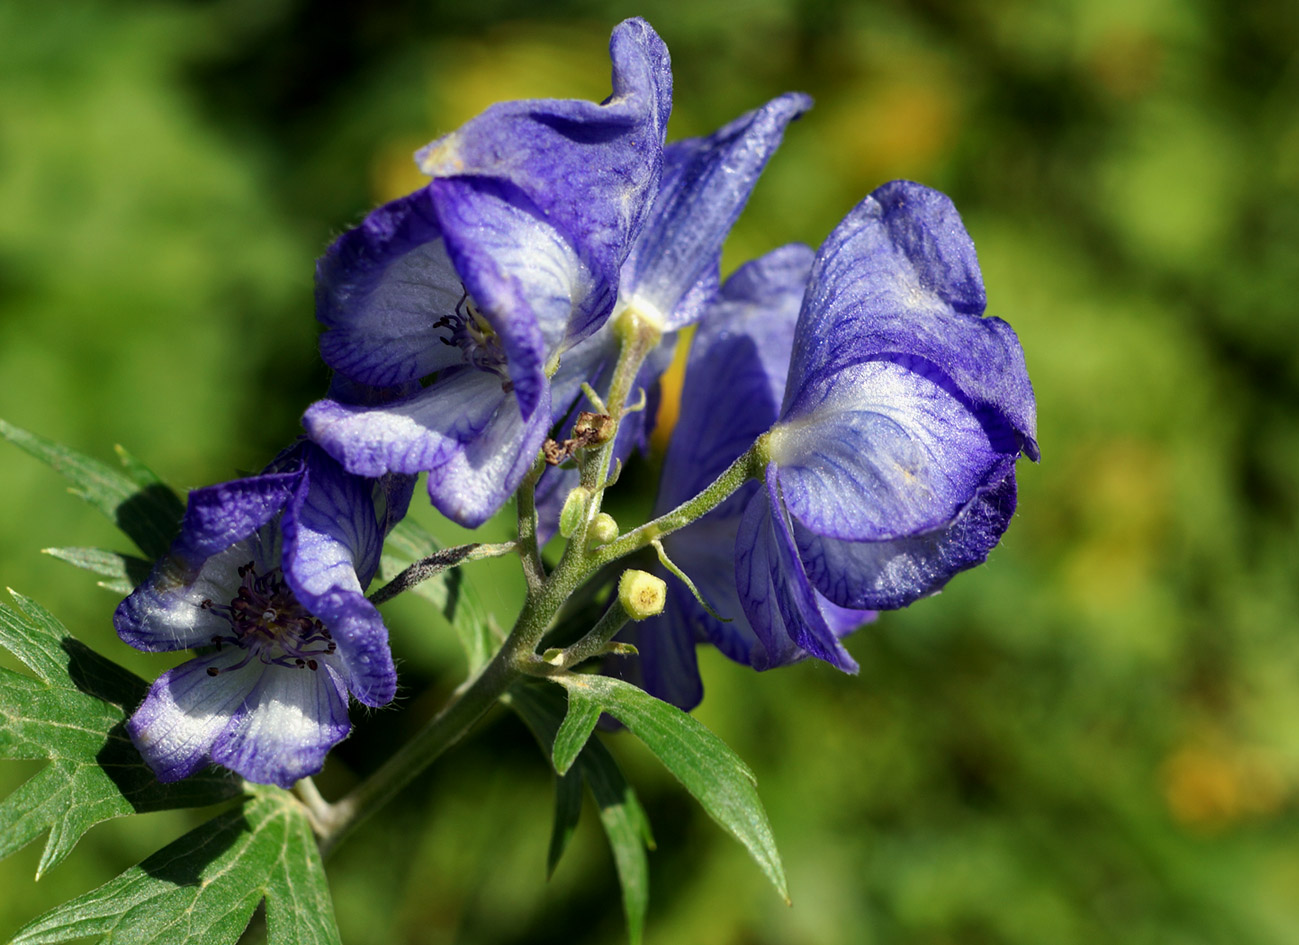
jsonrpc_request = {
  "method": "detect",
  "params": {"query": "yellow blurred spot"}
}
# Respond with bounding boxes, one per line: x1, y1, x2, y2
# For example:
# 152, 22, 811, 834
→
1162, 736, 1287, 830
822, 78, 957, 187
1085, 28, 1164, 101
1061, 439, 1169, 613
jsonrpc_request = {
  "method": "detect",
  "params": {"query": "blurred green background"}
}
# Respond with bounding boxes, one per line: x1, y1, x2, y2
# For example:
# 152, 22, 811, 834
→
3, 0, 1299, 942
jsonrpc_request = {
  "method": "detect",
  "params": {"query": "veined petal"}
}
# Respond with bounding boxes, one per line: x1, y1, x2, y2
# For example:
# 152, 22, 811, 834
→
304, 368, 507, 480
770, 358, 1005, 542
785, 180, 1038, 459
620, 93, 812, 331
735, 473, 857, 672
417, 18, 671, 346
659, 245, 811, 511
431, 176, 582, 416
281, 445, 396, 706
127, 648, 265, 783
115, 529, 277, 653
660, 509, 759, 666
424, 378, 552, 528
172, 470, 299, 564
208, 661, 351, 789
794, 462, 1018, 610
316, 187, 468, 388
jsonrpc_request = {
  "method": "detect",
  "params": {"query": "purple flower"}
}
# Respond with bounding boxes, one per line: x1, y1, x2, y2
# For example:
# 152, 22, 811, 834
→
536, 92, 813, 539
114, 442, 401, 788
738, 180, 1038, 672
622, 246, 876, 709
303, 18, 671, 527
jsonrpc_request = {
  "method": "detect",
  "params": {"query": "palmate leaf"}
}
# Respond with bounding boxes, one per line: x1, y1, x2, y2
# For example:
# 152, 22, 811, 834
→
551, 673, 789, 903
508, 683, 654, 945
380, 518, 496, 673
10, 786, 340, 945
0, 589, 241, 878
0, 419, 183, 561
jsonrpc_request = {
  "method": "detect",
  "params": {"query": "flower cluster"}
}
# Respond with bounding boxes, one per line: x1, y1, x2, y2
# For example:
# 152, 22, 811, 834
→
113, 17, 1035, 787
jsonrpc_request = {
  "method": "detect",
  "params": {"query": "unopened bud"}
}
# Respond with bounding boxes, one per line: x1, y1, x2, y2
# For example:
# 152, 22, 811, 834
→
558, 487, 590, 539
588, 512, 619, 547
618, 569, 666, 621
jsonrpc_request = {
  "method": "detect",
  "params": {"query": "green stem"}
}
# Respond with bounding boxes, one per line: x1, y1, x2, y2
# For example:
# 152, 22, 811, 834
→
594, 436, 767, 568
515, 455, 547, 593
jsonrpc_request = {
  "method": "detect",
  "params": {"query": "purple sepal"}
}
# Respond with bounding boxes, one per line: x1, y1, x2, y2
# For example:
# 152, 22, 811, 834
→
620, 93, 812, 330
127, 650, 350, 789
417, 18, 672, 348
659, 245, 811, 512
734, 475, 855, 672
794, 460, 1018, 611
171, 470, 300, 565
281, 444, 396, 706
785, 180, 1038, 461
611, 605, 705, 713
771, 358, 1007, 543
316, 187, 462, 389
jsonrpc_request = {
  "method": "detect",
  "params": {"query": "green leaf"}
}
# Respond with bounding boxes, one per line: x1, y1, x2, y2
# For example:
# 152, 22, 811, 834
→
40, 547, 151, 595
11, 786, 341, 945
553, 686, 603, 777
0, 419, 183, 560
0, 590, 240, 877
509, 683, 652, 945
551, 673, 788, 903
380, 518, 494, 672
546, 768, 584, 879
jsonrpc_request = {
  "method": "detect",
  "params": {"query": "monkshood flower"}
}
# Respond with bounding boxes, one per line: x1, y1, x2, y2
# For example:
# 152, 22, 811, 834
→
303, 18, 671, 527
114, 441, 402, 788
620, 245, 875, 709
535, 91, 813, 539
737, 180, 1038, 671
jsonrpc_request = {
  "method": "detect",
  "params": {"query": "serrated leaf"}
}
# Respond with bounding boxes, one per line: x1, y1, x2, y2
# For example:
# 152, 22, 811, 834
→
509, 683, 652, 945
41, 547, 151, 595
0, 419, 183, 560
0, 590, 240, 876
553, 687, 603, 777
11, 786, 340, 945
380, 518, 495, 672
552, 673, 788, 903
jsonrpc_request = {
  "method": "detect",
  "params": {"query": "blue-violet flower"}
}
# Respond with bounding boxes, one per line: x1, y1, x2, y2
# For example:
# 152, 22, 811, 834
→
115, 441, 402, 788
737, 180, 1038, 672
303, 18, 671, 527
622, 245, 876, 709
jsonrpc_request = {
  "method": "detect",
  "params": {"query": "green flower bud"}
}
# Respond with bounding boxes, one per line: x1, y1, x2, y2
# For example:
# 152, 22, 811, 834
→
618, 569, 667, 621
588, 512, 619, 547
558, 487, 590, 539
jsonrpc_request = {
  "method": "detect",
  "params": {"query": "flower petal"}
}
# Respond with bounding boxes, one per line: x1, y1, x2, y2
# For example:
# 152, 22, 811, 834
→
424, 378, 553, 529
794, 461, 1018, 610
115, 529, 279, 653
770, 358, 1006, 542
281, 445, 396, 706
417, 18, 672, 348
208, 661, 351, 789
785, 180, 1038, 459
620, 93, 812, 330
659, 245, 811, 511
127, 648, 264, 783
316, 188, 468, 388
734, 472, 858, 672
305, 369, 500, 478
430, 176, 581, 417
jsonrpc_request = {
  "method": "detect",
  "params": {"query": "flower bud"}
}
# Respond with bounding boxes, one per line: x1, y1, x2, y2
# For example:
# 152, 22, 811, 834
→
618, 569, 667, 621
558, 487, 590, 539
588, 512, 619, 547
